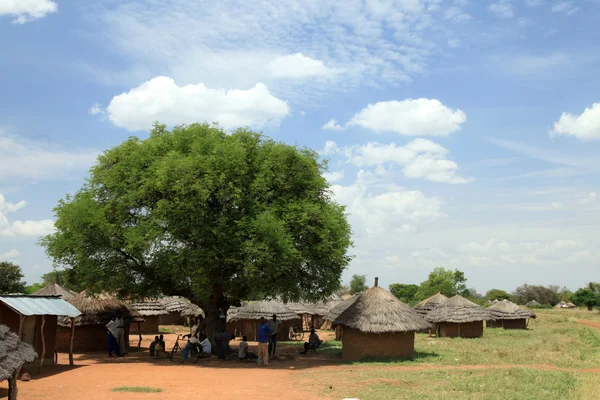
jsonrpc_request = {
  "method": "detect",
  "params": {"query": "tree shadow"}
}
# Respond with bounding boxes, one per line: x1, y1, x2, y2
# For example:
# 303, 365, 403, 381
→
349, 350, 440, 365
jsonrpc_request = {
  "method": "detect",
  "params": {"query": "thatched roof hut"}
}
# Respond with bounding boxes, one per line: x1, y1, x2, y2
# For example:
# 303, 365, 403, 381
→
158, 296, 190, 325
414, 293, 449, 317
321, 294, 359, 332
425, 295, 493, 338
332, 278, 430, 361
1, 324, 37, 400
525, 300, 541, 307
227, 301, 299, 341
56, 292, 144, 352
180, 304, 205, 318
32, 283, 77, 300
486, 300, 536, 329
129, 299, 169, 334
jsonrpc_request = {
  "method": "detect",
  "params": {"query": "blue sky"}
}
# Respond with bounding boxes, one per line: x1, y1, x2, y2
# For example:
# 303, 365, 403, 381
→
1, 0, 599, 294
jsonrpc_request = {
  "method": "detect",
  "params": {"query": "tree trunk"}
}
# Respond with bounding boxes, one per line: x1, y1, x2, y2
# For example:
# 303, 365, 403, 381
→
201, 292, 229, 354
8, 376, 18, 400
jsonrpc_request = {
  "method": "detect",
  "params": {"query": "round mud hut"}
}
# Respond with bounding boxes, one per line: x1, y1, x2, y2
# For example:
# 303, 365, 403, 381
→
414, 293, 449, 317
333, 278, 431, 361
321, 294, 359, 339
486, 300, 536, 329
57, 292, 144, 352
226, 301, 300, 341
1, 324, 37, 400
32, 283, 77, 300
158, 296, 190, 325
425, 295, 493, 338
129, 299, 169, 334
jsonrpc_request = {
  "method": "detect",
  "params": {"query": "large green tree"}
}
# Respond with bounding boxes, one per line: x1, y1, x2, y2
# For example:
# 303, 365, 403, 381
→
511, 284, 560, 306
388, 283, 419, 304
572, 283, 600, 311
414, 267, 468, 300
349, 274, 368, 294
0, 261, 26, 294
41, 123, 352, 337
485, 289, 511, 301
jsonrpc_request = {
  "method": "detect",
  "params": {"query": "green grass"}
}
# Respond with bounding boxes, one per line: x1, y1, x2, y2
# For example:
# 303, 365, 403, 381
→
280, 340, 343, 355
158, 325, 185, 334
111, 387, 162, 393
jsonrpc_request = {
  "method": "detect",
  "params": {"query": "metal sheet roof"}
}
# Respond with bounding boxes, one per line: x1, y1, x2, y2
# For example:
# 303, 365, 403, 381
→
0, 295, 81, 317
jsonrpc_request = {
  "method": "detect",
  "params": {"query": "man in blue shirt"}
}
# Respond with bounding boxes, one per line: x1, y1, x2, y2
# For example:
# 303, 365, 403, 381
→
257, 317, 272, 365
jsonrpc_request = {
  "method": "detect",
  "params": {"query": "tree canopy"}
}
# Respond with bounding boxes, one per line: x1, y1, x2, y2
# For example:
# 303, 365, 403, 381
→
572, 283, 600, 310
511, 284, 560, 306
349, 274, 368, 295
0, 261, 26, 294
41, 123, 352, 318
389, 283, 419, 304
485, 289, 511, 301
414, 267, 468, 299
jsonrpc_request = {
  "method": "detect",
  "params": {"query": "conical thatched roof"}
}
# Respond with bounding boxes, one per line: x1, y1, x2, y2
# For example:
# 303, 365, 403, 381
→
129, 299, 169, 316
285, 302, 312, 316
525, 300, 541, 307
180, 303, 205, 317
159, 296, 191, 312
32, 283, 77, 300
0, 325, 37, 380
58, 291, 144, 327
228, 300, 299, 321
487, 300, 536, 320
414, 293, 449, 316
305, 301, 331, 316
426, 295, 493, 323
324, 294, 359, 321
333, 282, 431, 333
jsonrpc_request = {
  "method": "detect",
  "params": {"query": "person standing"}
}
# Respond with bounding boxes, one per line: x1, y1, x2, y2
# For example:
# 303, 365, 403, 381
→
115, 314, 127, 355
267, 314, 281, 357
213, 332, 232, 360
105, 316, 120, 357
181, 320, 200, 363
257, 317, 272, 366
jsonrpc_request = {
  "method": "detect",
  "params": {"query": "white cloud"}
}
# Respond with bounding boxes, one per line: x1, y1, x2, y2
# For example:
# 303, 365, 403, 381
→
551, 1, 579, 15
489, 1, 515, 18
578, 192, 597, 205
0, 249, 19, 260
0, 0, 57, 24
0, 194, 55, 237
323, 170, 344, 183
447, 39, 461, 48
267, 53, 334, 78
322, 119, 344, 131
0, 131, 99, 183
105, 76, 290, 132
324, 139, 471, 184
525, 0, 544, 6
88, 103, 104, 116
341, 98, 466, 136
550, 103, 600, 141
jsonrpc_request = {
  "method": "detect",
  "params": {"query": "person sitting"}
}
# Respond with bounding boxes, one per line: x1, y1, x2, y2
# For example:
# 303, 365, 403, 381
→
197, 334, 212, 359
300, 329, 323, 354
181, 321, 201, 363
238, 335, 249, 360
158, 334, 166, 351
149, 336, 160, 356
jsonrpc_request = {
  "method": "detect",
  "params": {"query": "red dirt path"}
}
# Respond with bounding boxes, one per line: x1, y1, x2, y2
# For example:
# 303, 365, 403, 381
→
579, 320, 600, 330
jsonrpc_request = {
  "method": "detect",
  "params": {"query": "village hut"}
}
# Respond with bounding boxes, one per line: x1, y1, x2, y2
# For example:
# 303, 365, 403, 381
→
0, 325, 37, 400
0, 295, 81, 368
158, 296, 190, 325
486, 300, 536, 329
129, 299, 169, 334
32, 283, 77, 300
414, 293, 449, 317
321, 294, 359, 340
554, 301, 567, 309
180, 304, 205, 327
57, 292, 144, 352
566, 302, 576, 309
226, 301, 300, 341
332, 278, 431, 361
304, 301, 331, 330
525, 300, 542, 307
425, 295, 493, 338
285, 302, 313, 330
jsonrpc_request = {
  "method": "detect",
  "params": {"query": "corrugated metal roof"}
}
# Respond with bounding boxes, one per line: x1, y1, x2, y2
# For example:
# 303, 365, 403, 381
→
0, 295, 81, 317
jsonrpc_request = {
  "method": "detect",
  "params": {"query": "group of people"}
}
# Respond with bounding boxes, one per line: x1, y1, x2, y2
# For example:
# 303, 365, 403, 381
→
105, 314, 127, 357
181, 315, 235, 363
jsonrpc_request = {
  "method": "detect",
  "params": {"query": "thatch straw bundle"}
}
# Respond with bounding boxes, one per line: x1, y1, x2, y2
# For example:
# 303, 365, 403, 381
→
333, 284, 431, 333
487, 300, 536, 320
425, 295, 493, 323
413, 293, 448, 317
180, 304, 205, 317
129, 299, 169, 316
159, 296, 191, 312
0, 325, 37, 381
324, 294, 359, 321
228, 300, 299, 321
58, 291, 144, 327
32, 283, 77, 300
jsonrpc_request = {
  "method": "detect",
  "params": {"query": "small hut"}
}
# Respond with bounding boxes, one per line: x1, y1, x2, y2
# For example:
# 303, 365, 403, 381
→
425, 295, 493, 338
285, 302, 313, 330
566, 302, 576, 309
333, 278, 431, 361
158, 296, 190, 325
32, 284, 77, 300
129, 299, 169, 334
57, 292, 144, 352
321, 295, 359, 339
0, 325, 37, 400
486, 300, 536, 329
554, 301, 567, 309
525, 300, 541, 308
414, 293, 449, 317
180, 304, 205, 327
226, 301, 299, 341
305, 301, 330, 330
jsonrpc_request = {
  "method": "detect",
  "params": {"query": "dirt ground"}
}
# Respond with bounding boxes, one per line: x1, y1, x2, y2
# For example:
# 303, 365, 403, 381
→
579, 320, 600, 330
1, 330, 339, 400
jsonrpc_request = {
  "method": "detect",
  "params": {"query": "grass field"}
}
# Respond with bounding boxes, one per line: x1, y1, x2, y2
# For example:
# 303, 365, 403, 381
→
294, 309, 600, 399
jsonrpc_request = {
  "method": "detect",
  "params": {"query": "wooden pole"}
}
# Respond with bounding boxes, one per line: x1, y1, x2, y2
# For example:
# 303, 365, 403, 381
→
457, 323, 461, 338
8, 373, 18, 400
17, 315, 25, 339
69, 317, 75, 366
39, 315, 46, 373
137, 322, 142, 348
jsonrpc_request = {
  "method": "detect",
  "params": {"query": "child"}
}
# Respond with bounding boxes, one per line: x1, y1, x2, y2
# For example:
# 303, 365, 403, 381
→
149, 336, 159, 356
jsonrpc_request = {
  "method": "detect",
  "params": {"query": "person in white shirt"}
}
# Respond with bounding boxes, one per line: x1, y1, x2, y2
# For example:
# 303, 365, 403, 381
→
238, 335, 249, 360
181, 323, 201, 363
115, 315, 127, 355
267, 314, 281, 357
105, 316, 120, 357
198, 335, 212, 358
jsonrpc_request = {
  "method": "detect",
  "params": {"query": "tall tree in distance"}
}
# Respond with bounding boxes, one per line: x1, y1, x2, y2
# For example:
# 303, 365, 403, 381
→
0, 261, 26, 294
485, 289, 511, 301
572, 283, 600, 311
40, 123, 352, 340
349, 274, 368, 295
414, 267, 469, 300
389, 283, 419, 304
